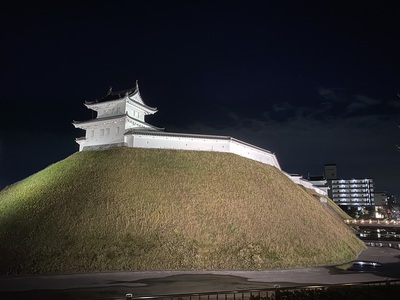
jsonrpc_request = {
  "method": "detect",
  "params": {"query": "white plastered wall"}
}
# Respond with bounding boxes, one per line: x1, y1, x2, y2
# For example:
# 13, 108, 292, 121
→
78, 120, 125, 151
125, 132, 281, 170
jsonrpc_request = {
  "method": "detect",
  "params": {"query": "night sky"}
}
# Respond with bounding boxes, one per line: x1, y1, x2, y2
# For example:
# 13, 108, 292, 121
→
1, 1, 399, 197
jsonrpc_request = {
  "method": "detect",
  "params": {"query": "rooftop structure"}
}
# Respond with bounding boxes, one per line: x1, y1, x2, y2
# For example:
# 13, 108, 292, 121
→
324, 164, 338, 180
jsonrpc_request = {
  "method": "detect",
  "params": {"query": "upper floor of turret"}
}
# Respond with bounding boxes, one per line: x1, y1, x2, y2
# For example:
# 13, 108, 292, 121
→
84, 81, 157, 122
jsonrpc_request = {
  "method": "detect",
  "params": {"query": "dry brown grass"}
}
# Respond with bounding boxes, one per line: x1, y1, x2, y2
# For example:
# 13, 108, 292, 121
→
0, 147, 364, 274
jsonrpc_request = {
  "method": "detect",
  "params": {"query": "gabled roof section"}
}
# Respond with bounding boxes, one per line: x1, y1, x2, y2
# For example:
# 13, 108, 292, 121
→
85, 81, 157, 112
125, 114, 164, 131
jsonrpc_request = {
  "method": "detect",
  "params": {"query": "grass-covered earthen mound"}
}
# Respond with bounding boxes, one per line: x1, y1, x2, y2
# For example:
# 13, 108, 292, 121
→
0, 147, 364, 274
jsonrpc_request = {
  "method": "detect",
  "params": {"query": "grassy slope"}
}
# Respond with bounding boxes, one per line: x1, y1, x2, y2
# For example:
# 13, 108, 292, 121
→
0, 147, 364, 274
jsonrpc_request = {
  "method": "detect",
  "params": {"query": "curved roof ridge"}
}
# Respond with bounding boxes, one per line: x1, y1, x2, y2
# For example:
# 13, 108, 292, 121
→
85, 82, 139, 104
126, 95, 157, 112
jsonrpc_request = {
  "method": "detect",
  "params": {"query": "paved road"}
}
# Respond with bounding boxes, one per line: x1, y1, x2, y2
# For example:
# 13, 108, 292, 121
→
0, 246, 399, 299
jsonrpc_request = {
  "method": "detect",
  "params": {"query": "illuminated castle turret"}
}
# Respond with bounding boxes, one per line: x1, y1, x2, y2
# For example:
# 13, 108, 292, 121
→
73, 82, 162, 151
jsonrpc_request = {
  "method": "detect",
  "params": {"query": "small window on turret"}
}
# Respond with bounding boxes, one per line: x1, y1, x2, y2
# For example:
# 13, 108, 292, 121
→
100, 129, 104, 136
116, 127, 120, 134
106, 128, 110, 135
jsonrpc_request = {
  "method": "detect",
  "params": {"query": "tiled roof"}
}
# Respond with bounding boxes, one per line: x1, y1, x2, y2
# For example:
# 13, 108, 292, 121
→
73, 114, 126, 125
85, 85, 138, 104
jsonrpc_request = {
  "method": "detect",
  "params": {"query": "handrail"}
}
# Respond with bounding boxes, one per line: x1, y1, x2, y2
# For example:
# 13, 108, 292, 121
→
345, 219, 400, 226
125, 279, 400, 300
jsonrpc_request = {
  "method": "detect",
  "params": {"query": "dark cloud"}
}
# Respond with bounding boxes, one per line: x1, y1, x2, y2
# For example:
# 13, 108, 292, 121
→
346, 95, 381, 114
318, 87, 348, 103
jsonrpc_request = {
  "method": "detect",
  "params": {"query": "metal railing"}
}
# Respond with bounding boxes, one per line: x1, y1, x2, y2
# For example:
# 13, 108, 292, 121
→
365, 241, 400, 249
124, 279, 400, 300
345, 219, 400, 226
